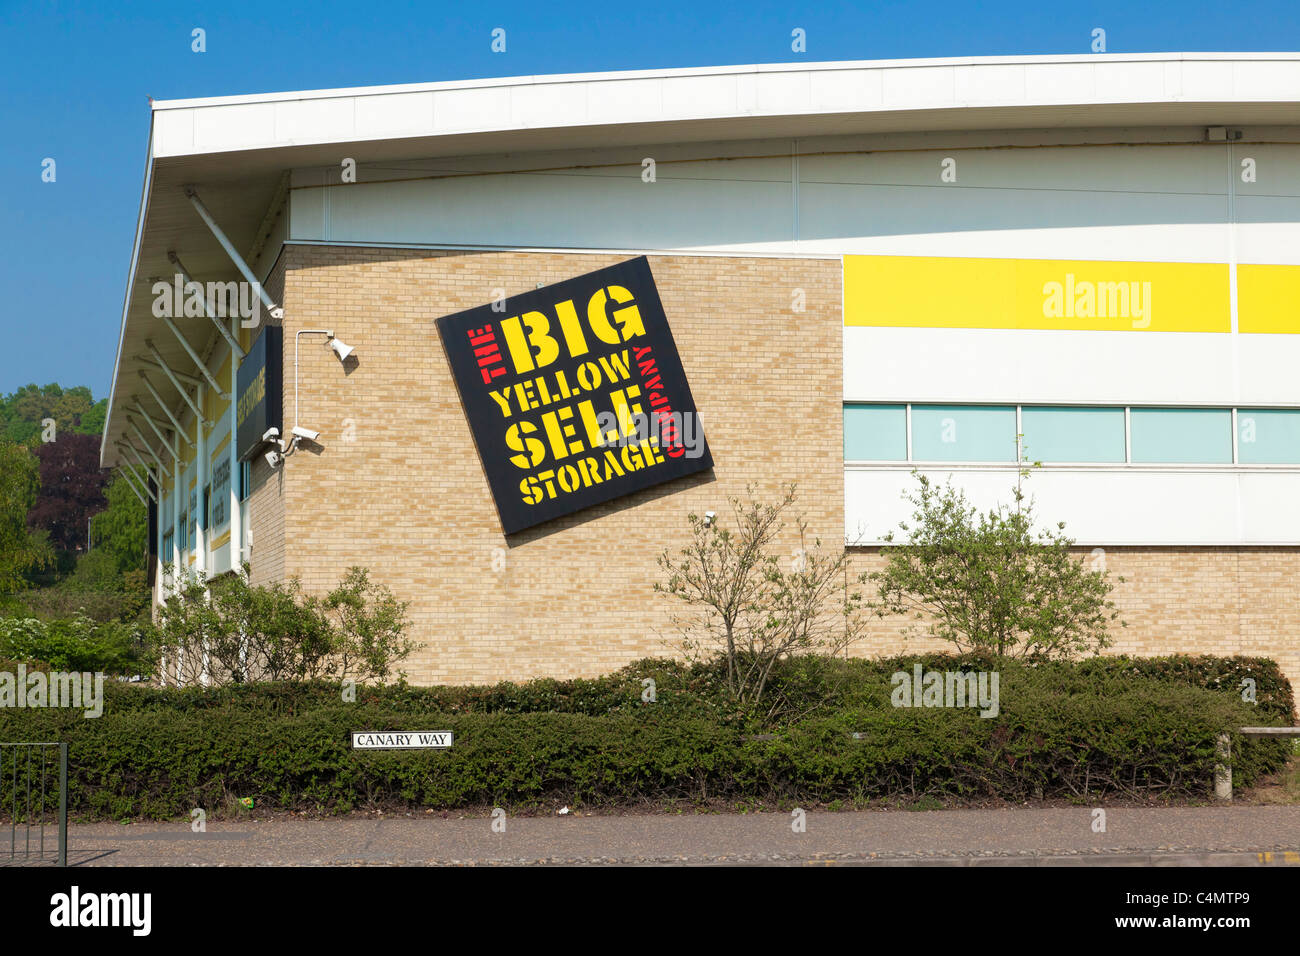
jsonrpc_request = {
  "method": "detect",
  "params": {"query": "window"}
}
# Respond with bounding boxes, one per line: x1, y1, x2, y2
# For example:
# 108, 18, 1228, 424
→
843, 402, 1299, 466
211, 458, 231, 529
1021, 406, 1125, 463
1130, 408, 1232, 464
1237, 409, 1300, 464
844, 404, 906, 460
910, 404, 1016, 462
239, 460, 252, 501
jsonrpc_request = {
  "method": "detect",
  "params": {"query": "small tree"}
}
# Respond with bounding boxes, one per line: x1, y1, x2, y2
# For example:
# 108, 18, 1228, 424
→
656, 485, 866, 713
153, 565, 413, 686
321, 567, 416, 684
0, 440, 53, 591
869, 468, 1123, 659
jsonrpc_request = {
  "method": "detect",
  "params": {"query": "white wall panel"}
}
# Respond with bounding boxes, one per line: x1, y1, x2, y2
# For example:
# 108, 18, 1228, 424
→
846, 466, 1300, 545
1236, 216, 1300, 265
800, 143, 1227, 193
298, 166, 796, 252
798, 187, 1229, 261
210, 541, 231, 576
1237, 336, 1300, 404
290, 139, 1257, 263
842, 326, 1300, 407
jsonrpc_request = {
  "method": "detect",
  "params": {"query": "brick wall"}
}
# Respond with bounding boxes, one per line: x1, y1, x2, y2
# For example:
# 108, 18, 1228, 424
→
275, 246, 843, 684
267, 243, 1300, 693
848, 547, 1300, 691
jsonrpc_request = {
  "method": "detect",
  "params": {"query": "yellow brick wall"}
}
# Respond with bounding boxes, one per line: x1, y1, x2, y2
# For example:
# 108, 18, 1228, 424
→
265, 243, 1300, 693
848, 547, 1300, 691
276, 246, 844, 684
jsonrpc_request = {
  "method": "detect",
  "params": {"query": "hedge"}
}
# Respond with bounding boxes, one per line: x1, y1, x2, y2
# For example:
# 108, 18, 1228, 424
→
45, 652, 1294, 723
0, 654, 1290, 819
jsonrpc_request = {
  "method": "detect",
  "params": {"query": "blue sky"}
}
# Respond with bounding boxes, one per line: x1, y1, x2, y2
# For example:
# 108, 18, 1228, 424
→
2, 0, 1299, 400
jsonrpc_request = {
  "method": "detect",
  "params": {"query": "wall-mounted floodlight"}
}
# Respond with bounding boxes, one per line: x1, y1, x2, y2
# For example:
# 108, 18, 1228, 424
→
291, 329, 354, 456
328, 335, 355, 362
703, 511, 717, 527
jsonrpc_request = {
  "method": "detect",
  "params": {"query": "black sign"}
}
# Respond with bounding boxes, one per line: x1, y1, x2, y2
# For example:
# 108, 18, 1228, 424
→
235, 326, 283, 461
437, 257, 712, 534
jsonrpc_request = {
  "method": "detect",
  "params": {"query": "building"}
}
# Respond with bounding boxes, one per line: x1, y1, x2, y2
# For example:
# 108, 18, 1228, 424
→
102, 53, 1300, 688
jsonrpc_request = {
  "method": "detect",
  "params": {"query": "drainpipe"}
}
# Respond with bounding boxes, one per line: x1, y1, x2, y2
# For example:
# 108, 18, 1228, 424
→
229, 314, 243, 575
172, 431, 183, 685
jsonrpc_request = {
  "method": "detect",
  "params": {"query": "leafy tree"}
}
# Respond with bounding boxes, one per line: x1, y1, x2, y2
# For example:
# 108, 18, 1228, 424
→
656, 485, 865, 715
154, 566, 413, 686
87, 474, 148, 574
28, 432, 108, 553
0, 441, 54, 591
0, 613, 148, 674
76, 399, 107, 438
869, 469, 1124, 659
0, 383, 105, 445
322, 567, 417, 685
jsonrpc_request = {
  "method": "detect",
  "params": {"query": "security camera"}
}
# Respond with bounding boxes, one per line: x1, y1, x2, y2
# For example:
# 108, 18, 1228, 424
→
264, 449, 282, 469
291, 426, 320, 442
262, 427, 280, 443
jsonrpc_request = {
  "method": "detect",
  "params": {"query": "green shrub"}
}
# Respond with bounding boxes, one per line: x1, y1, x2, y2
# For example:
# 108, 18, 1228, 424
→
0, 614, 148, 674
0, 654, 1289, 819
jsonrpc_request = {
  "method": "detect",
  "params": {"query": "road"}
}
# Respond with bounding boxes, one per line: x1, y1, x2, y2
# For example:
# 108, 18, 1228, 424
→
43, 806, 1300, 866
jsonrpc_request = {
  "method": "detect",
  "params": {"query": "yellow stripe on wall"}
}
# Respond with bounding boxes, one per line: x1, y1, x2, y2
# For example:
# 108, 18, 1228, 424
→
1238, 264, 1300, 333
844, 255, 1231, 332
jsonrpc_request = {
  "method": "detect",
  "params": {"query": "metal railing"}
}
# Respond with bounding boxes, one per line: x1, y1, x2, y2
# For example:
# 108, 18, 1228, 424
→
0, 743, 67, 866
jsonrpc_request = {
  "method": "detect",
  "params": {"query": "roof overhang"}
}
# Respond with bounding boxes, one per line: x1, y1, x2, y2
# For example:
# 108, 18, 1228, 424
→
102, 52, 1300, 467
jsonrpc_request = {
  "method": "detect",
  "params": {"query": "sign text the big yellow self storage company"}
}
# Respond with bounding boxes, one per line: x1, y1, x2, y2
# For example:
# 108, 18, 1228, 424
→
436, 257, 711, 535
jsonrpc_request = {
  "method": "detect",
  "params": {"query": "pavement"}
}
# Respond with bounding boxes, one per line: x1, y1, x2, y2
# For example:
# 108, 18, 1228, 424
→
26, 806, 1300, 866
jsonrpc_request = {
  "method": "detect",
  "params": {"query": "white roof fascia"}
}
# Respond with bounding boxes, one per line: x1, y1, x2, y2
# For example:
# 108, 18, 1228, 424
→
148, 53, 1300, 160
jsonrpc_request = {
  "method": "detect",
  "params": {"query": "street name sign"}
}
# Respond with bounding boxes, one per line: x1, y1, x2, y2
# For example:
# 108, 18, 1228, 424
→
351, 731, 453, 750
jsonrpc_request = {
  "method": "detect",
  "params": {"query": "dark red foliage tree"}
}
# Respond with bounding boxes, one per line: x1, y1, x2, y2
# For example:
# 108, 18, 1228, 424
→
27, 433, 108, 553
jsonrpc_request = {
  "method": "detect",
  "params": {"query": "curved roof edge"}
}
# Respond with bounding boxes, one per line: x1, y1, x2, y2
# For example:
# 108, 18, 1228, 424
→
148, 53, 1300, 160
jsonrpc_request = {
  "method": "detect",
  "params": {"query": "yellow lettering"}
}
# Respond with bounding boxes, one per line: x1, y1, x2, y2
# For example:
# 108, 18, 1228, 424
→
504, 420, 546, 469
554, 298, 590, 359
501, 311, 560, 374
588, 285, 645, 344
